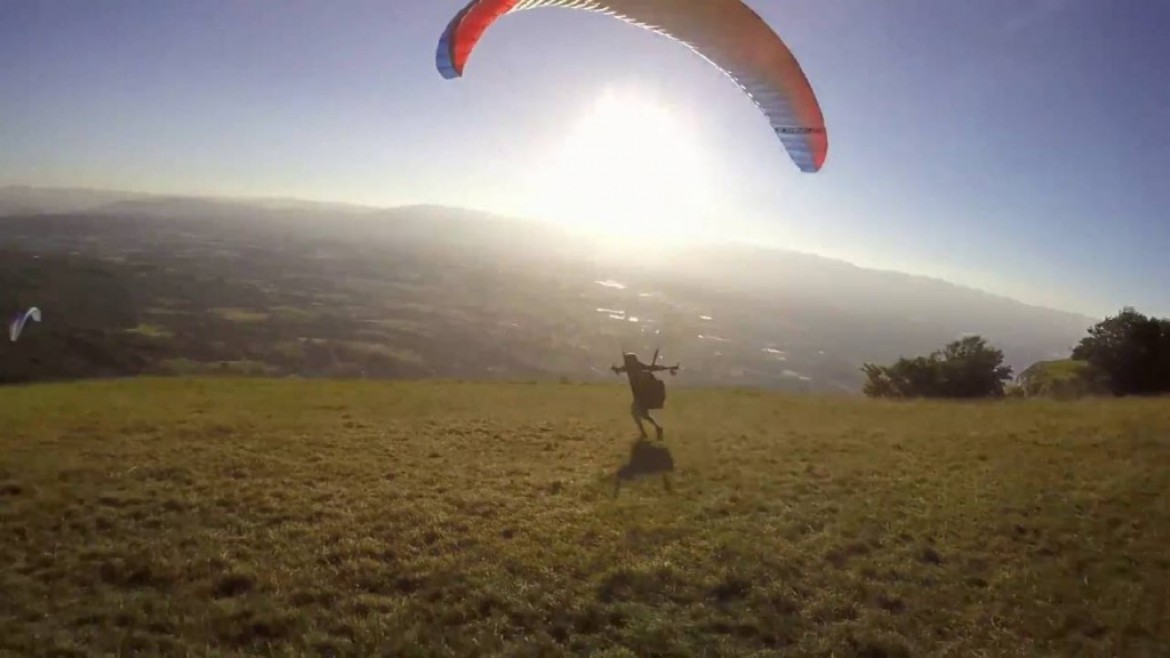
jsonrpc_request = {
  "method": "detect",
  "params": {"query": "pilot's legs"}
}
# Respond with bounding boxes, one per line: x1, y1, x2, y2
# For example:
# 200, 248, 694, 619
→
631, 400, 662, 440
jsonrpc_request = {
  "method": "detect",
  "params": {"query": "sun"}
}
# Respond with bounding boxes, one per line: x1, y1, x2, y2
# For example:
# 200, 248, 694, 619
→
523, 88, 717, 244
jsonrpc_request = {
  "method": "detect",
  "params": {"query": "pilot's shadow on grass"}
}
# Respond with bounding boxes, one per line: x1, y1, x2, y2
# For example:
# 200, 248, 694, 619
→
612, 438, 675, 498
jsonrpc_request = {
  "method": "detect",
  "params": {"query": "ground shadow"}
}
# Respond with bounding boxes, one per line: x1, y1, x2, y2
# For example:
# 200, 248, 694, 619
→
612, 438, 675, 498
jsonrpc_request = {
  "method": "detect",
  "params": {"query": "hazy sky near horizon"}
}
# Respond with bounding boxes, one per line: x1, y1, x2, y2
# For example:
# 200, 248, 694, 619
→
2, 0, 1168, 318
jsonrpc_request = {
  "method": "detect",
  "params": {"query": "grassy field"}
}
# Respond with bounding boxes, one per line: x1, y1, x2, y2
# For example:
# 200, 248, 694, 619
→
1, 378, 1168, 657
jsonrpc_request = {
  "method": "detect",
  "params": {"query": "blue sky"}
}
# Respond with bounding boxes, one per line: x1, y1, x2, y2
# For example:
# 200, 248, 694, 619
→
2, 0, 1167, 318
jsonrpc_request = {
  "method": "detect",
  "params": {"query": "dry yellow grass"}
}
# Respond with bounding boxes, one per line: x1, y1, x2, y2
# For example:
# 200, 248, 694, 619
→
1, 378, 1168, 657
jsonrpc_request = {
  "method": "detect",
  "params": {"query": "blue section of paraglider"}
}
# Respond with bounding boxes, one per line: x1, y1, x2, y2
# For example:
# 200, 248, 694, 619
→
709, 61, 826, 173
436, 2, 479, 80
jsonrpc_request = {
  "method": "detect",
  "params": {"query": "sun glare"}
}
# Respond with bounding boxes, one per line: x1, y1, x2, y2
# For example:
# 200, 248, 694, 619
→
524, 88, 717, 244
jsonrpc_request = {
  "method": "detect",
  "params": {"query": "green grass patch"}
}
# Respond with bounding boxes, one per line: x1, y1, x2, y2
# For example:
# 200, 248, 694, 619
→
369, 317, 429, 336
154, 358, 205, 375
1018, 359, 1107, 398
144, 307, 191, 317
155, 360, 278, 376
0, 379, 1166, 656
124, 323, 174, 339
211, 307, 270, 323
338, 341, 425, 366
270, 305, 317, 322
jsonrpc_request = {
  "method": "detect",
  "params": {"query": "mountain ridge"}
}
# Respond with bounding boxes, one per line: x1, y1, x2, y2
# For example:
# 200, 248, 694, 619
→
0, 185, 1099, 392
0, 184, 1101, 326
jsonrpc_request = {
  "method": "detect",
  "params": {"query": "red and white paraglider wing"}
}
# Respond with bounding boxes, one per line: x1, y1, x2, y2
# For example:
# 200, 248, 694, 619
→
436, 0, 828, 172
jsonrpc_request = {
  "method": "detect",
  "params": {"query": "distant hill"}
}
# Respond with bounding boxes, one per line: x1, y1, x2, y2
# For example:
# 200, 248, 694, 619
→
0, 185, 151, 216
631, 242, 1095, 373
0, 186, 1098, 390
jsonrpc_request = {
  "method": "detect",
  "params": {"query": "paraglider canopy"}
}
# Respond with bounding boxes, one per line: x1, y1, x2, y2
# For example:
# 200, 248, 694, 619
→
9, 307, 41, 343
436, 0, 829, 173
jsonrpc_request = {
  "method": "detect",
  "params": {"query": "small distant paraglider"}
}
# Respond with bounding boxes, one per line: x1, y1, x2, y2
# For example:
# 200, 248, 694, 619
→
9, 307, 41, 342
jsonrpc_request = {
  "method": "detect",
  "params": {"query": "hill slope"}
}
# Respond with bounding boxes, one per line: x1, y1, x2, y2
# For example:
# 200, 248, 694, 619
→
1, 379, 1166, 656
1, 188, 1099, 391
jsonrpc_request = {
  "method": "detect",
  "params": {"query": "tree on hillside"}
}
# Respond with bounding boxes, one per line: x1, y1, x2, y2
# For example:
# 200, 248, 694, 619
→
1071, 307, 1170, 396
862, 335, 1014, 399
